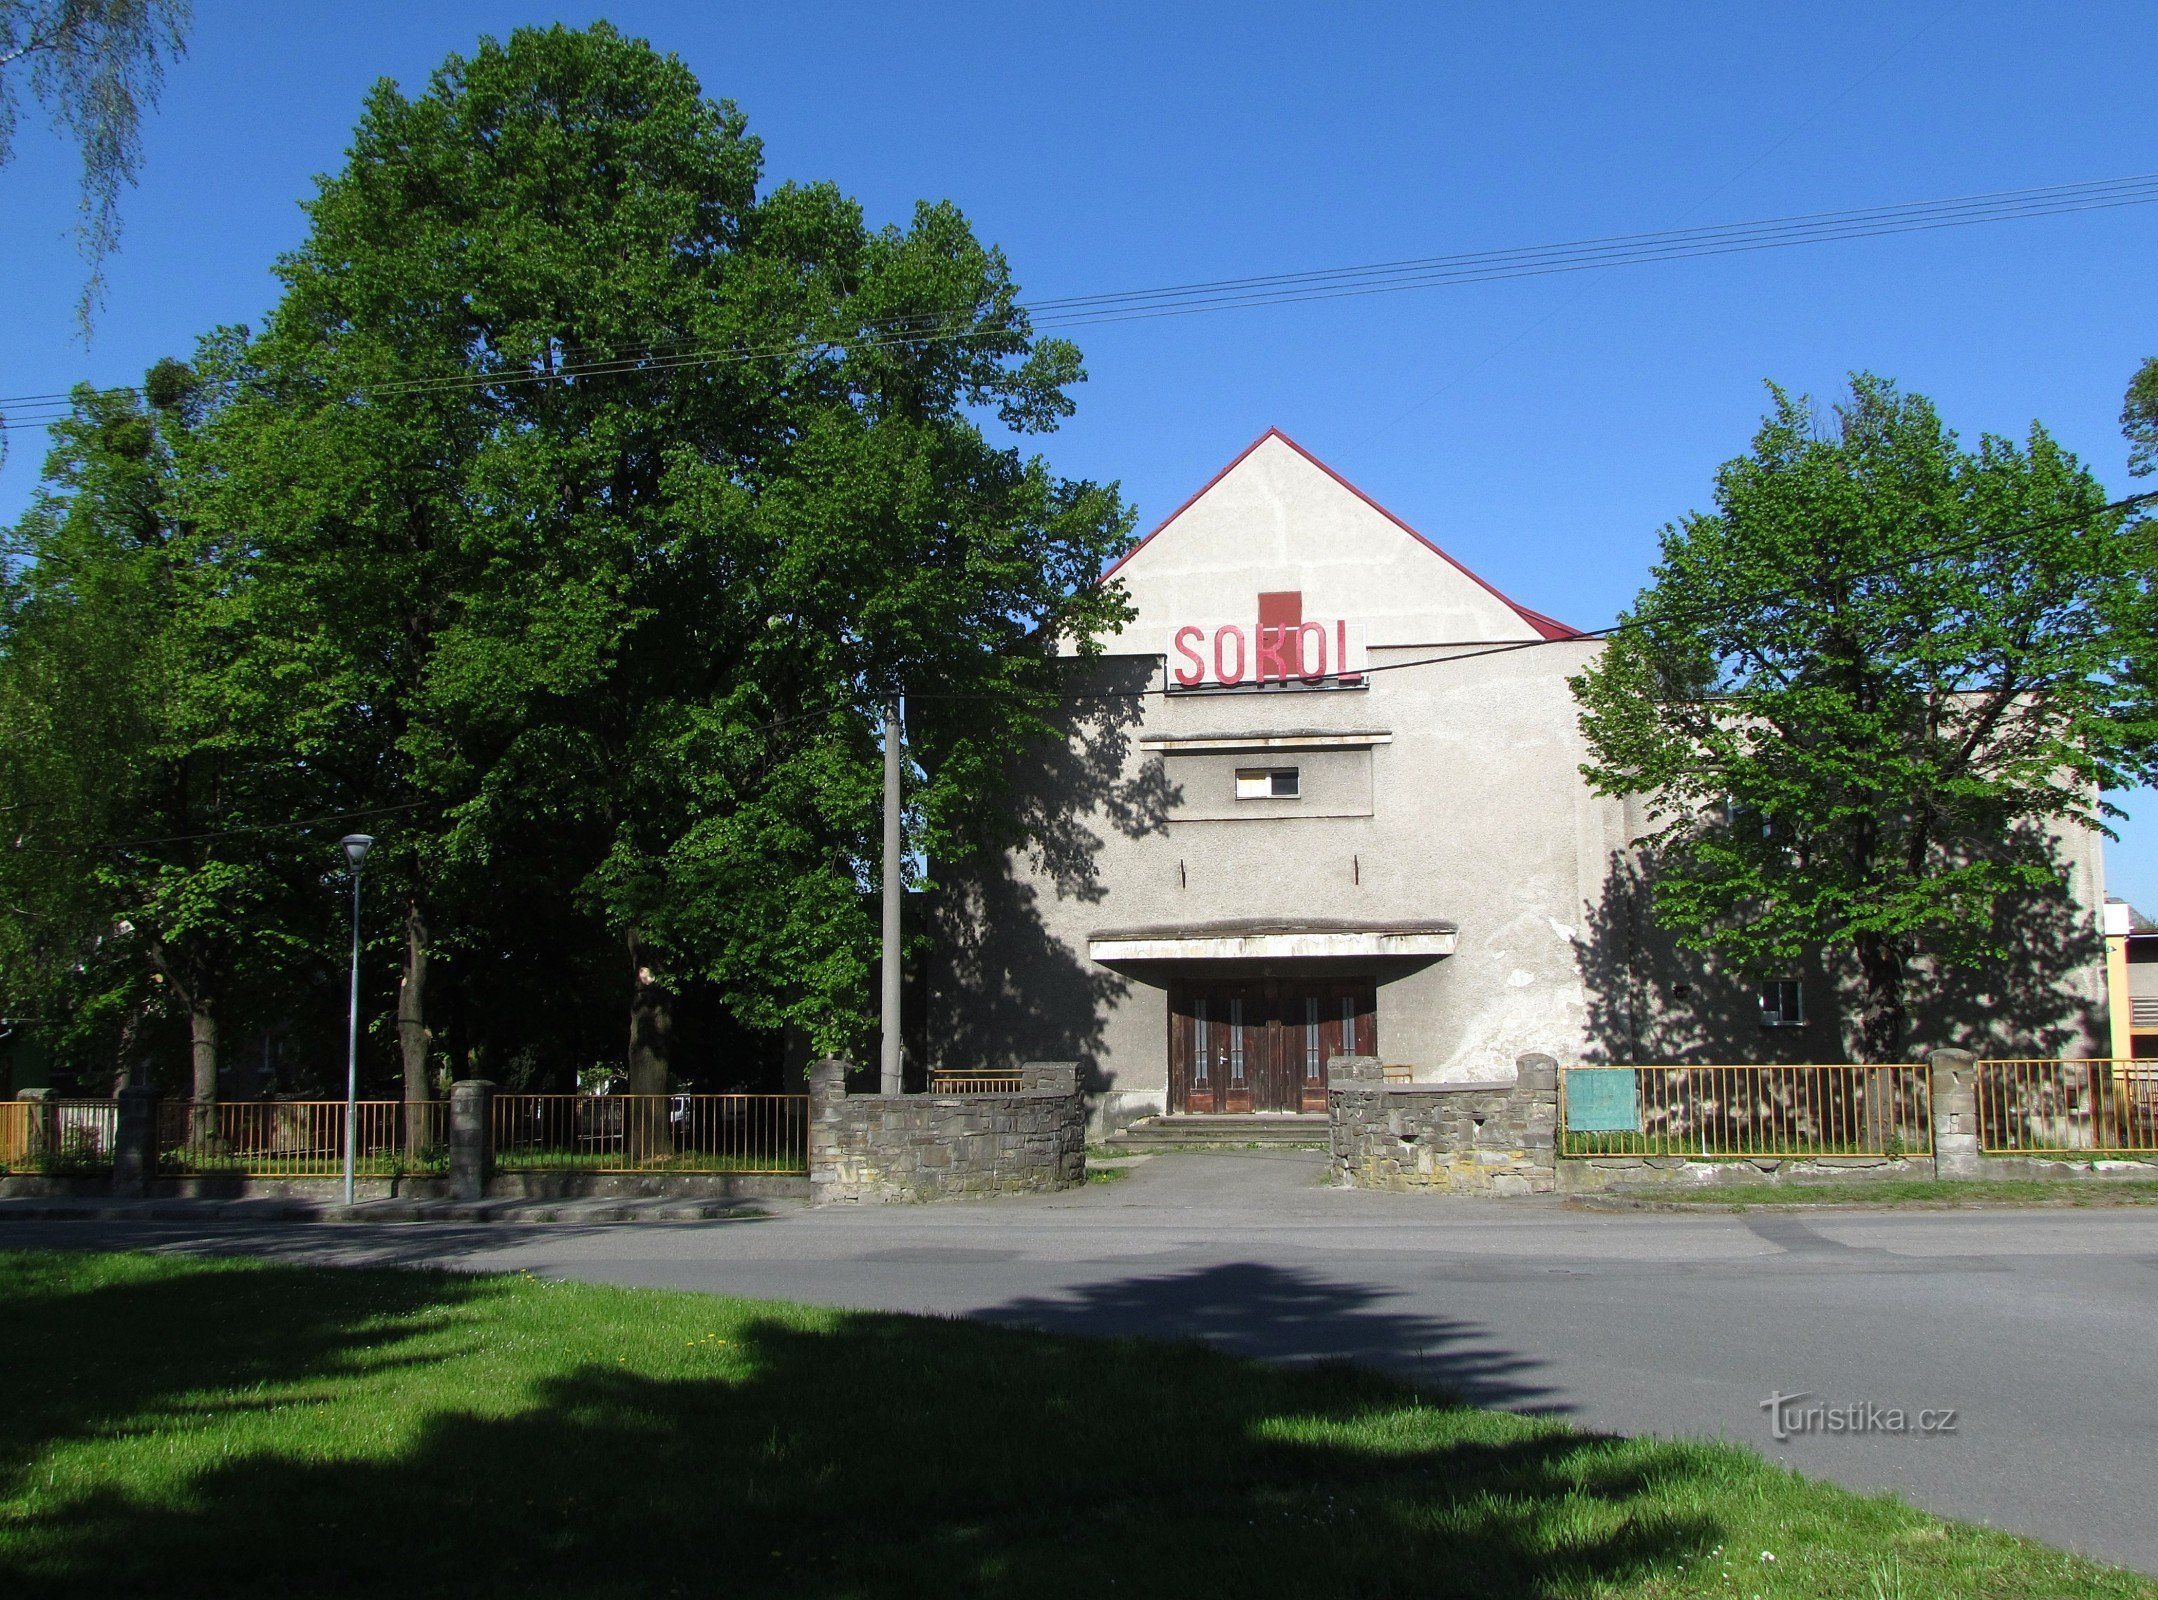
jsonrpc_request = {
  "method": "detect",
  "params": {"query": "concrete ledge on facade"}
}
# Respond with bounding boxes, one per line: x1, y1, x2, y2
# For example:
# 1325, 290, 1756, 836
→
1328, 1053, 1558, 1195
1088, 917, 1458, 963
1138, 728, 1395, 752
808, 1058, 1087, 1204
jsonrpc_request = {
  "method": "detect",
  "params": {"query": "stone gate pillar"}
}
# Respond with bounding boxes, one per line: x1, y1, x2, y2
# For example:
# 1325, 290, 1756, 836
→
1929, 1049, 1979, 1179
1515, 1053, 1559, 1175
448, 1080, 495, 1202
1018, 1061, 1078, 1094
112, 1086, 161, 1198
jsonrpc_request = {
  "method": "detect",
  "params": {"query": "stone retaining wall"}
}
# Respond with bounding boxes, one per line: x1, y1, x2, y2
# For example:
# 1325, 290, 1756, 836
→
1327, 1053, 1558, 1194
1559, 1154, 1933, 1192
808, 1059, 1086, 1205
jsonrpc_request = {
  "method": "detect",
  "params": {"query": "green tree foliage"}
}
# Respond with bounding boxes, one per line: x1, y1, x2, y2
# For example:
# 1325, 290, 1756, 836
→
0, 0, 191, 335
13, 21, 1131, 1100
1571, 375, 2158, 1061
2125, 355, 2158, 478
0, 376, 317, 1100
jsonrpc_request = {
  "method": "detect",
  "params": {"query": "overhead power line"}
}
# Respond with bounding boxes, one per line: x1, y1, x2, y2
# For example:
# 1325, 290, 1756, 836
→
1020, 174, 2158, 322
2, 173, 2153, 429
751, 488, 2158, 727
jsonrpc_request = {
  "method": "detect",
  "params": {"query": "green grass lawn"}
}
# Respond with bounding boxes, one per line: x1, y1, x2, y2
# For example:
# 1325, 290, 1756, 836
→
1598, 1178, 2158, 1209
1, 1250, 2148, 1600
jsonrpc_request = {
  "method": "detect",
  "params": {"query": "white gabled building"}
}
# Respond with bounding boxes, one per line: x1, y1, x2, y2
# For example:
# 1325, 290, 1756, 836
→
927, 429, 2108, 1131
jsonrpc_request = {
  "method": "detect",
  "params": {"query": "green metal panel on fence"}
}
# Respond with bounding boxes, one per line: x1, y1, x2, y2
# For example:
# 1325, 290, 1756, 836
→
1565, 1069, 1641, 1133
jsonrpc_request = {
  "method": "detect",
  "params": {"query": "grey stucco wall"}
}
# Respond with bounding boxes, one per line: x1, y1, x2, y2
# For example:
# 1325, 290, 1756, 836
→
929, 636, 1627, 1112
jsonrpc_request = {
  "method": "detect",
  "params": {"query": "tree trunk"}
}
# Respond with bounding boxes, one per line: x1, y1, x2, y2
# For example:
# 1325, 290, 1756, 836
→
398, 896, 431, 1155
189, 1002, 218, 1142
112, 1005, 142, 1096
1852, 932, 1909, 1065
143, 937, 215, 1133
626, 940, 674, 1162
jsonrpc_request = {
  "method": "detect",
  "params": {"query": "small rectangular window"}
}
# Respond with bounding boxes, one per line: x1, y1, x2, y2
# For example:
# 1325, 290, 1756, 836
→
1728, 799, 1793, 849
1759, 980, 1804, 1028
1235, 766, 1300, 799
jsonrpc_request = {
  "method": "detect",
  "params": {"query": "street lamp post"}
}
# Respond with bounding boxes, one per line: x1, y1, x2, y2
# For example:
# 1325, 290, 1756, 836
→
340, 834, 373, 1206
880, 694, 903, 1096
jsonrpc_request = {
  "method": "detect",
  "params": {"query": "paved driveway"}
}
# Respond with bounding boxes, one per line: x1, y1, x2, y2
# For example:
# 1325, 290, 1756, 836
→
7, 1149, 2157, 1574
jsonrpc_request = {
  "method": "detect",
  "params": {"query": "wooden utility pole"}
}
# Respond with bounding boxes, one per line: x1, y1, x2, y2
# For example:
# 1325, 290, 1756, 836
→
880, 693, 904, 1095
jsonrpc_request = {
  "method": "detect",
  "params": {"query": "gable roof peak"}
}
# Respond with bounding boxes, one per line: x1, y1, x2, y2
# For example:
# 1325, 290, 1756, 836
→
1102, 428, 1583, 641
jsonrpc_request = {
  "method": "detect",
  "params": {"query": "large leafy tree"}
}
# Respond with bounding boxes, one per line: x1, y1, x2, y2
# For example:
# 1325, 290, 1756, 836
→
1572, 375, 2158, 1061
0, 374, 315, 1102
193, 22, 1131, 1107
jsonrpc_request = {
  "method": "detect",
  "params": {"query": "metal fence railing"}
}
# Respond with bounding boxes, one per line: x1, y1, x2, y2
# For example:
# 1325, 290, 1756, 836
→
0, 1099, 120, 1175
927, 1070, 1025, 1094
157, 1100, 448, 1178
491, 1093, 808, 1174
1559, 1064, 1932, 1160
1975, 1059, 2158, 1155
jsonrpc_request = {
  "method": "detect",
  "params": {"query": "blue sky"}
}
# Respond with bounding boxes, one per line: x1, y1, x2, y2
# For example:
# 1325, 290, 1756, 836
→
4, 1, 2155, 900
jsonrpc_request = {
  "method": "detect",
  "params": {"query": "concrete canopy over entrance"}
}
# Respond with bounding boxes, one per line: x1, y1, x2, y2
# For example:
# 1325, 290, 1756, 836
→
1086, 917, 1458, 964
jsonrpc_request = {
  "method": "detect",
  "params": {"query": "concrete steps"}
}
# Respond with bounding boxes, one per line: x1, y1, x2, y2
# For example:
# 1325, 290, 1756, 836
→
1101, 1114, 1330, 1151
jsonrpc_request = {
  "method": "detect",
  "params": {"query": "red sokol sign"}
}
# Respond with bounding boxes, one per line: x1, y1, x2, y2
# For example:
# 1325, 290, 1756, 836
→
1168, 619, 1367, 689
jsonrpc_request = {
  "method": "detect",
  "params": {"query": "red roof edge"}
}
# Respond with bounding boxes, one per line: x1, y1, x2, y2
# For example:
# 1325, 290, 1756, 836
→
1099, 426, 1584, 640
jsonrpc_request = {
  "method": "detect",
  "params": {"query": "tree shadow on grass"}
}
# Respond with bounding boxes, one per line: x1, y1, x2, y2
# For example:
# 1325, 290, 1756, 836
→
0, 1253, 1725, 1600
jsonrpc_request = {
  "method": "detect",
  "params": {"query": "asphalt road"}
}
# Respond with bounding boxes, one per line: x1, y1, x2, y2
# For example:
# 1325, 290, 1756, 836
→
7, 1150, 2156, 1575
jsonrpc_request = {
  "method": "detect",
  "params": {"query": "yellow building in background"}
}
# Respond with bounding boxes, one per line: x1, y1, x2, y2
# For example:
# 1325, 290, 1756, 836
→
2103, 900, 2158, 1061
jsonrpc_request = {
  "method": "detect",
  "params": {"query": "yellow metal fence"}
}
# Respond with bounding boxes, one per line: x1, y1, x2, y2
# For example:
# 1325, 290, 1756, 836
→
1559, 1063, 1932, 1160
491, 1093, 808, 1174
0, 1099, 120, 1174
1975, 1059, 2158, 1154
926, 1070, 1025, 1094
157, 1100, 447, 1178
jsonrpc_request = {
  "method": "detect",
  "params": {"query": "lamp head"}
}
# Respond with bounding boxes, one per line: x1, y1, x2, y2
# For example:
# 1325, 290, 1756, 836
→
340, 834, 374, 872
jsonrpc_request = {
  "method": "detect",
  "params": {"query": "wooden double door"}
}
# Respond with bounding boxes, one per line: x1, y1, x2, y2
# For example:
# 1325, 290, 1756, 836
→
1169, 978, 1376, 1114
